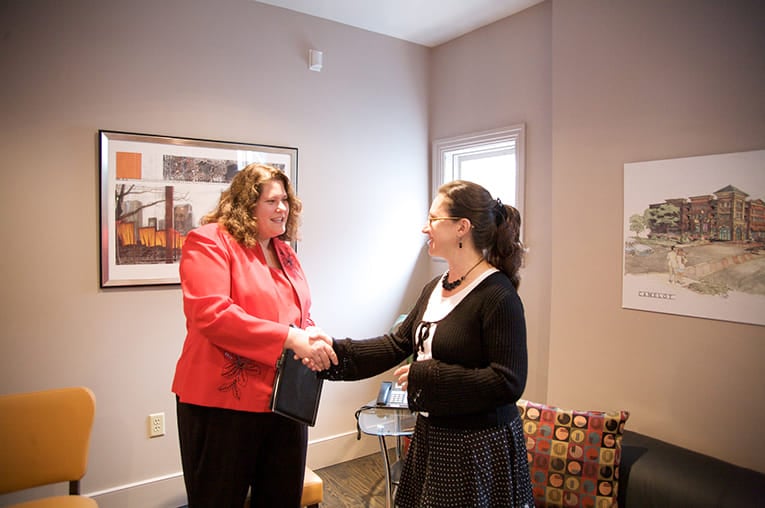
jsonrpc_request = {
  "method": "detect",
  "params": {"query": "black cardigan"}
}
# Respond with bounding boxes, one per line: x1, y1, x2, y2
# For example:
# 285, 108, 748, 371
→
322, 271, 528, 425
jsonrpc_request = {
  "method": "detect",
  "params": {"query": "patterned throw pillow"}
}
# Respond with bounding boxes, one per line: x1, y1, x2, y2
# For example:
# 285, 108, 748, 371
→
516, 399, 630, 508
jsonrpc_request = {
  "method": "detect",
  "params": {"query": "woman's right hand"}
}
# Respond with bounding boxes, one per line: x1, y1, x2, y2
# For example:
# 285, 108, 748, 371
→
285, 326, 337, 371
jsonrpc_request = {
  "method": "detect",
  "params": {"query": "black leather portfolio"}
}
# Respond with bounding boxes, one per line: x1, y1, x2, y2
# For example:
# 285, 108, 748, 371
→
270, 348, 324, 426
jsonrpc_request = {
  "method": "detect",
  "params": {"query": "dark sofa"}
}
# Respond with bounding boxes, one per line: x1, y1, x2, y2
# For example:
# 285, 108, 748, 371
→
618, 430, 765, 507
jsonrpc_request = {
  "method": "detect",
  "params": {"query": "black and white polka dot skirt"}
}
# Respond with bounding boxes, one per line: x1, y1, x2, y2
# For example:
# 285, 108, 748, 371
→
395, 414, 534, 508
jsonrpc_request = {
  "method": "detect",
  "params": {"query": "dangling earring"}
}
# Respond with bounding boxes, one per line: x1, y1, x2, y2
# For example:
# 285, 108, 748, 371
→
458, 237, 463, 249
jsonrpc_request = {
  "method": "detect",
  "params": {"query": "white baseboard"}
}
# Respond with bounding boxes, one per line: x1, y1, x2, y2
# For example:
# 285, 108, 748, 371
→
87, 431, 383, 508
89, 473, 187, 508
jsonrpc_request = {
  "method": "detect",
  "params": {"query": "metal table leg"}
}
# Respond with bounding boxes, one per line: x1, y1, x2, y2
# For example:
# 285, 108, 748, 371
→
378, 435, 392, 508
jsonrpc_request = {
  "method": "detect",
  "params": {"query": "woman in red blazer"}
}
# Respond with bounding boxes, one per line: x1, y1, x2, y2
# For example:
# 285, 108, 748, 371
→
172, 163, 336, 508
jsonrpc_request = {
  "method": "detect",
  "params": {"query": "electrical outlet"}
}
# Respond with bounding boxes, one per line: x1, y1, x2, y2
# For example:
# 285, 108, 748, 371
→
148, 412, 165, 438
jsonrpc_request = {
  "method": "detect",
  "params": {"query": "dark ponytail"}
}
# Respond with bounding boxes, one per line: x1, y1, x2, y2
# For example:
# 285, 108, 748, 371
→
487, 201, 523, 289
440, 180, 525, 289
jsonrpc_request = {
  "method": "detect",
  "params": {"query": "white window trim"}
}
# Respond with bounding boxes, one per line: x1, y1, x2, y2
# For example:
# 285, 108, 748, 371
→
431, 123, 526, 234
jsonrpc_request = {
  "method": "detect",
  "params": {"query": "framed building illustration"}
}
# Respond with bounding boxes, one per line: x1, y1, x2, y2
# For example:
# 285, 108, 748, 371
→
99, 130, 298, 287
623, 149, 765, 326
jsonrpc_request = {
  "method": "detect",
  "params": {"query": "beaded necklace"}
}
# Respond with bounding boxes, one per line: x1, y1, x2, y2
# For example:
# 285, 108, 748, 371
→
442, 258, 484, 291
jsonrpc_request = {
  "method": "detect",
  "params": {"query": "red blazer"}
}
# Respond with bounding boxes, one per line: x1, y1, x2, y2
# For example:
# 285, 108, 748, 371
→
172, 223, 314, 412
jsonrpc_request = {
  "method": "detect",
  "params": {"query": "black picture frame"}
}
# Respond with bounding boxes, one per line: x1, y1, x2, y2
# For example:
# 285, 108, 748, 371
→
98, 130, 298, 287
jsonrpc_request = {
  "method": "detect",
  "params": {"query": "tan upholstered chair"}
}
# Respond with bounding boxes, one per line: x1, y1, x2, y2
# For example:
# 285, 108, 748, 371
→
300, 466, 323, 507
0, 386, 98, 507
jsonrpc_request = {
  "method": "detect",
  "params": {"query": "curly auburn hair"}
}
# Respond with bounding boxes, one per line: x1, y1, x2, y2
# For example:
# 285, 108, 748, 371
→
201, 163, 301, 247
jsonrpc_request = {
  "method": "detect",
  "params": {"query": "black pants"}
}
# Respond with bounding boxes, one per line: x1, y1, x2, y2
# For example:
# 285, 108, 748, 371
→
177, 398, 307, 508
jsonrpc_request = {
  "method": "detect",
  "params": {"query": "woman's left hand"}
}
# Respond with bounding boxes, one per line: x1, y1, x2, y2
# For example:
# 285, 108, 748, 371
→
393, 364, 410, 389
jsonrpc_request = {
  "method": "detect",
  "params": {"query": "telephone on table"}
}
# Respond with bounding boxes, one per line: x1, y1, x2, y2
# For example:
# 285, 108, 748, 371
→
376, 381, 408, 408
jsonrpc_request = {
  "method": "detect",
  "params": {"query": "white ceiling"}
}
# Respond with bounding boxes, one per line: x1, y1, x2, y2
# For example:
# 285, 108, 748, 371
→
253, 0, 544, 47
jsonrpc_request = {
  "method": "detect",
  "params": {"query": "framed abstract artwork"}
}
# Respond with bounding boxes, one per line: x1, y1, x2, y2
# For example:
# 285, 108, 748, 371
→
98, 130, 298, 287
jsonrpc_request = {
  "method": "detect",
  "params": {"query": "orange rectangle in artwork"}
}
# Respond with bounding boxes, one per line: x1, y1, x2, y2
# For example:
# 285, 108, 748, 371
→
116, 151, 142, 179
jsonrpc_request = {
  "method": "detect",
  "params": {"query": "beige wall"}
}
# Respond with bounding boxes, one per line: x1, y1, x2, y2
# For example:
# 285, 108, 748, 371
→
431, 0, 765, 475
549, 0, 765, 473
429, 1, 553, 404
0, 0, 431, 506
1, 0, 764, 506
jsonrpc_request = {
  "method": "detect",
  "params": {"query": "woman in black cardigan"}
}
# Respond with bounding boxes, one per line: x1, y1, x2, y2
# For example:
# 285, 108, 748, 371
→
317, 180, 534, 507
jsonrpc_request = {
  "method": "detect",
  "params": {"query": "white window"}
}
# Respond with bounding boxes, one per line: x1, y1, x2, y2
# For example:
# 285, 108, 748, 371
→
432, 124, 525, 238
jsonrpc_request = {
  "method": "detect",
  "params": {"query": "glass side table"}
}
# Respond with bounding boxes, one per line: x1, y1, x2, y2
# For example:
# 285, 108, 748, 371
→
356, 401, 417, 508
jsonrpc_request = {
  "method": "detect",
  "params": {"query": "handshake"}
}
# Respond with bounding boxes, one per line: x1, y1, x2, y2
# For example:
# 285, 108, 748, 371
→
284, 325, 337, 372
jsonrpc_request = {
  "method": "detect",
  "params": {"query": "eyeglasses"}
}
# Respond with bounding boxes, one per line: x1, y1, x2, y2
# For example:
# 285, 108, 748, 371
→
426, 216, 461, 225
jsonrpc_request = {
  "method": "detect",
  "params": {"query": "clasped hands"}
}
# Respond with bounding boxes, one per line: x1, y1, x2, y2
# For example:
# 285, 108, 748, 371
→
286, 326, 338, 372
287, 326, 411, 387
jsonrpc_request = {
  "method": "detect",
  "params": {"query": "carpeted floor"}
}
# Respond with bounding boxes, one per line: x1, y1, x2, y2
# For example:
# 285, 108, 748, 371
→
314, 451, 391, 508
